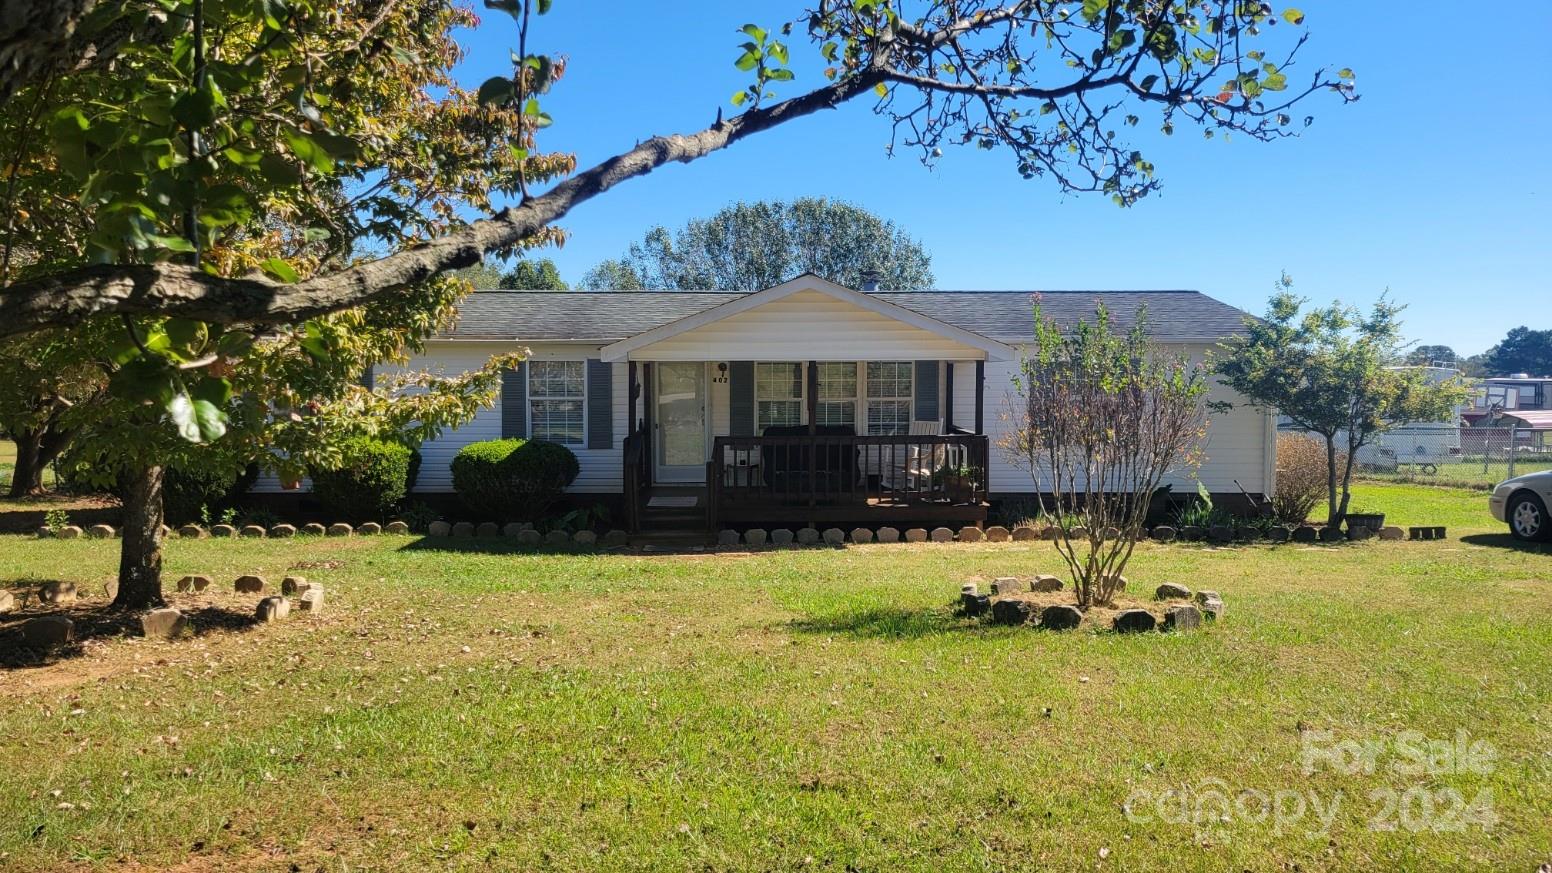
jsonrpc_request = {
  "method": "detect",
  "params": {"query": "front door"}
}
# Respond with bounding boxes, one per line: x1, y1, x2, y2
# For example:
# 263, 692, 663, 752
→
654, 362, 707, 483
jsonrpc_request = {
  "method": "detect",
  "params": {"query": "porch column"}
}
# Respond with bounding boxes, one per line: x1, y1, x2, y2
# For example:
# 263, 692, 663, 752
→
944, 362, 955, 431
641, 362, 653, 436
974, 360, 985, 434
627, 361, 638, 433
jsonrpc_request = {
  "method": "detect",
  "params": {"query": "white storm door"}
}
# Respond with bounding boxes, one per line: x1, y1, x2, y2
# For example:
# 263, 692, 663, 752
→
654, 362, 708, 483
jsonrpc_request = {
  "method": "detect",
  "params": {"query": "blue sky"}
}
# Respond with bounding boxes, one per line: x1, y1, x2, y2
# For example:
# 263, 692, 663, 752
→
451, 2, 1550, 357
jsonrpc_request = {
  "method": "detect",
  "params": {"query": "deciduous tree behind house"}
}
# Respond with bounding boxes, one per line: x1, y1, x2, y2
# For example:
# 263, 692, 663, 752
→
1213, 276, 1470, 527
580, 198, 933, 291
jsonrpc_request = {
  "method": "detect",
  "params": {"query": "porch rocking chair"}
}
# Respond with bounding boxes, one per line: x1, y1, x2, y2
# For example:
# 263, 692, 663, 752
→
889, 420, 968, 498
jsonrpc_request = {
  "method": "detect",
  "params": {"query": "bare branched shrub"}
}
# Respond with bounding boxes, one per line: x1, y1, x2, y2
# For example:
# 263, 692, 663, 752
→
1273, 434, 1346, 525
1002, 305, 1210, 610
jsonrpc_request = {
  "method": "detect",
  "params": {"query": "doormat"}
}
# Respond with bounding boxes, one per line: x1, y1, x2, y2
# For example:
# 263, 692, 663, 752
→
648, 495, 699, 508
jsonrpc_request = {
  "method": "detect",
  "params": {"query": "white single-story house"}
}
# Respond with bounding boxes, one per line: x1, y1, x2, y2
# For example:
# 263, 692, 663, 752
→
260, 274, 1275, 530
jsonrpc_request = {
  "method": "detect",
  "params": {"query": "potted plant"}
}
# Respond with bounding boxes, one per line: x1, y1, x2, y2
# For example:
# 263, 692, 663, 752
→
931, 463, 980, 503
1344, 509, 1386, 533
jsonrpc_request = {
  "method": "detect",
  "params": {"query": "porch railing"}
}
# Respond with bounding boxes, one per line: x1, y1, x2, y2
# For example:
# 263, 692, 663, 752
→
621, 426, 651, 532
708, 432, 988, 527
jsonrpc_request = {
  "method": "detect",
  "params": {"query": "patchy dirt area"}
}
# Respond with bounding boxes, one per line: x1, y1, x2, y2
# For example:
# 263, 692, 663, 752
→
0, 581, 273, 689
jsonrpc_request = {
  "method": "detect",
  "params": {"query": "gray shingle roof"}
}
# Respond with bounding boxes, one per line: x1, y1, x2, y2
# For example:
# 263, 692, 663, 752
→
441, 289, 1251, 343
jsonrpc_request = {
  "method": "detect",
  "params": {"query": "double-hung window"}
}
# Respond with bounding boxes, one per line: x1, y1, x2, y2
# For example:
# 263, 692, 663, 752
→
529, 360, 584, 445
756, 362, 804, 432
866, 361, 913, 435
815, 363, 858, 428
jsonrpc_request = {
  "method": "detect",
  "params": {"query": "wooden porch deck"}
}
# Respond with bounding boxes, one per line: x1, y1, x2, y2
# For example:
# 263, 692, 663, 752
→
624, 431, 990, 533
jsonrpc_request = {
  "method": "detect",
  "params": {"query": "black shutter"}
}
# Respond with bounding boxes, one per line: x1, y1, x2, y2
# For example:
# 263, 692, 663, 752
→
586, 359, 612, 449
360, 365, 374, 390
501, 361, 527, 439
914, 360, 940, 423
729, 361, 755, 436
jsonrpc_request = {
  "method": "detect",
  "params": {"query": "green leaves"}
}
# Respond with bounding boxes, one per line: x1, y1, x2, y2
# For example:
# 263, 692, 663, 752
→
168, 392, 229, 442
730, 22, 793, 108
170, 79, 225, 129
1282, 8, 1305, 25
281, 128, 335, 174
478, 76, 515, 105
260, 257, 300, 283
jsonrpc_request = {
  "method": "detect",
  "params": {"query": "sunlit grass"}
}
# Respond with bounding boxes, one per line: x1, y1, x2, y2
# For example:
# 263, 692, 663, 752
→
0, 482, 1547, 871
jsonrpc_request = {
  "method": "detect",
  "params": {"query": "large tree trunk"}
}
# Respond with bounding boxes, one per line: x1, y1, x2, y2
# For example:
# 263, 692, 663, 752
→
5, 422, 70, 497
1324, 433, 1340, 526
7, 427, 47, 497
1335, 435, 1359, 525
112, 463, 166, 610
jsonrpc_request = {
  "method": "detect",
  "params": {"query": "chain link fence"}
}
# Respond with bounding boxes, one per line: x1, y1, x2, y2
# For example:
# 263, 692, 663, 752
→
1344, 425, 1552, 489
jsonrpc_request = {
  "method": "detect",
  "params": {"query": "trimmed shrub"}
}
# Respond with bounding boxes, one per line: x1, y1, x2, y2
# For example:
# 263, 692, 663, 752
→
309, 437, 414, 521
406, 447, 423, 493
452, 438, 579, 521
1273, 433, 1345, 525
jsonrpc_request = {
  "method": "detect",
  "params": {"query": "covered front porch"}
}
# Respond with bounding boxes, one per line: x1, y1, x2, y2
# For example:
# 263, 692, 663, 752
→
618, 356, 994, 533
602, 278, 1011, 534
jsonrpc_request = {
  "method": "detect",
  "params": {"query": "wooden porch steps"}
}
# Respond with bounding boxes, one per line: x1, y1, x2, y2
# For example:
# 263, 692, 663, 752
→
638, 488, 708, 534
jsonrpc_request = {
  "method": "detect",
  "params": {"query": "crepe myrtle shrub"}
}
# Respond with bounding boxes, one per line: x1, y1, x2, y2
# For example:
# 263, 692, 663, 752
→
1273, 432, 1345, 525
1003, 304, 1210, 610
308, 436, 415, 521
451, 438, 580, 521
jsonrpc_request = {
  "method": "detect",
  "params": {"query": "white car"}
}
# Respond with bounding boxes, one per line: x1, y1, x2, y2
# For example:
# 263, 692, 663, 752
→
1489, 471, 1552, 542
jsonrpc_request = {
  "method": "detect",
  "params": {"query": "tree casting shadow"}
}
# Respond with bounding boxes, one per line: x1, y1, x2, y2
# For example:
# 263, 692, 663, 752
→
786, 605, 976, 640
0, 598, 260, 669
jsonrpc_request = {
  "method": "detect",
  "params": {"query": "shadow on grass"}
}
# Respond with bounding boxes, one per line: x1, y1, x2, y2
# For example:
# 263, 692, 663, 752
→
0, 499, 122, 534
394, 536, 615, 556
394, 536, 743, 556
786, 605, 971, 640
0, 596, 259, 669
1459, 533, 1552, 554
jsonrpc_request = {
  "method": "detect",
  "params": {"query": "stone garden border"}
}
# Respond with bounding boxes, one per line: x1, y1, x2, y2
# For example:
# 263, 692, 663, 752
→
32, 520, 1423, 550
961, 577, 1227, 635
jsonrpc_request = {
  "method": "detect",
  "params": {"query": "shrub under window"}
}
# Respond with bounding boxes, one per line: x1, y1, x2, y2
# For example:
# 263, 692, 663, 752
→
451, 438, 580, 521
309, 437, 414, 521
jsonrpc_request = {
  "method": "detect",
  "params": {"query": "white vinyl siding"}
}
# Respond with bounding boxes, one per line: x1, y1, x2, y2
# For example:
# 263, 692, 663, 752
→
626, 289, 989, 361
251, 341, 628, 495
955, 342, 1272, 495
254, 339, 1274, 500
528, 360, 584, 446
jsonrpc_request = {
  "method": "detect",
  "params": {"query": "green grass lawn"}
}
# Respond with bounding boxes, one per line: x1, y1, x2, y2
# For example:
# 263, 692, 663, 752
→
1, 483, 1548, 871
1356, 456, 1552, 490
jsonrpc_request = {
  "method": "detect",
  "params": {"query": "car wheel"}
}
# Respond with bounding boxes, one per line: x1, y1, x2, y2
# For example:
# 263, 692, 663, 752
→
1507, 491, 1552, 542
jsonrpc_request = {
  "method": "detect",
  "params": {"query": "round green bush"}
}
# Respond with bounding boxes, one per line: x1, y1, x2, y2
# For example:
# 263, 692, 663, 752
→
309, 437, 414, 521
451, 438, 579, 521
